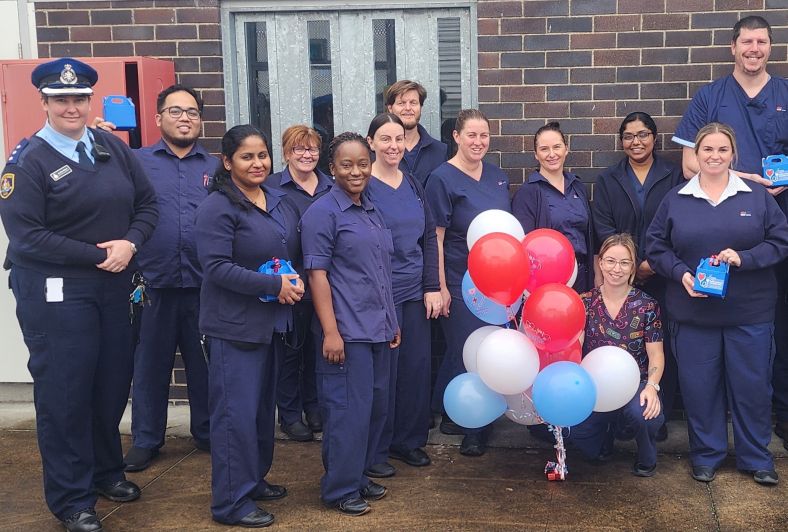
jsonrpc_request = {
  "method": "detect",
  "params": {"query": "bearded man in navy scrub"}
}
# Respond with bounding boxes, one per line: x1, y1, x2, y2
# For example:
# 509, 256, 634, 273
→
672, 15, 788, 450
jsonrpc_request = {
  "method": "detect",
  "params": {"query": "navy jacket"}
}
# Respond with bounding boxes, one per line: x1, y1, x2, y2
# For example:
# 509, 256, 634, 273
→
646, 180, 788, 327
399, 124, 448, 187
511, 171, 595, 292
195, 183, 301, 344
399, 171, 439, 294
593, 155, 684, 262
0, 128, 158, 277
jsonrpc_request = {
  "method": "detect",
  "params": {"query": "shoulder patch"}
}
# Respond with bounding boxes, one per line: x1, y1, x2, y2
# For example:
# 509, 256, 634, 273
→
6, 138, 29, 165
0, 173, 14, 199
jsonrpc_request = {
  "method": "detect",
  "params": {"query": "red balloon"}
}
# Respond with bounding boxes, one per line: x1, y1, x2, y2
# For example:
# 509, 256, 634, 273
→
521, 283, 585, 352
537, 339, 582, 370
468, 232, 530, 306
522, 229, 576, 292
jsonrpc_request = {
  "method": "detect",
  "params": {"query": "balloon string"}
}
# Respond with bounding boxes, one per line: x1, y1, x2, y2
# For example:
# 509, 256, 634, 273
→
544, 424, 568, 481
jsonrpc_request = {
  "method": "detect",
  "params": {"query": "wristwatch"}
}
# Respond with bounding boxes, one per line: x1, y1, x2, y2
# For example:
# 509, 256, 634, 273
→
130, 242, 138, 255
646, 381, 660, 392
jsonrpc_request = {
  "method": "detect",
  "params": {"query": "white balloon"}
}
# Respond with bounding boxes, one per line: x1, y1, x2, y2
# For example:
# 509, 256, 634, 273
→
504, 388, 542, 426
467, 209, 525, 250
462, 326, 501, 373
566, 259, 578, 288
581, 345, 641, 412
476, 329, 540, 395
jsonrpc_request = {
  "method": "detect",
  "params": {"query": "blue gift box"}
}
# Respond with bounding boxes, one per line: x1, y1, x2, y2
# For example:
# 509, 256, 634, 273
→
762, 155, 788, 187
693, 258, 729, 298
257, 258, 298, 302
103, 95, 137, 131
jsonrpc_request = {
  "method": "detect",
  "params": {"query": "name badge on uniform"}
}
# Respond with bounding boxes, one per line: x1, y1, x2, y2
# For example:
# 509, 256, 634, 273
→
50, 165, 72, 182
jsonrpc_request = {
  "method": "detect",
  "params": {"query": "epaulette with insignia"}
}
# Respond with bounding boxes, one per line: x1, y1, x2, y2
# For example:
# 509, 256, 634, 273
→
6, 138, 29, 165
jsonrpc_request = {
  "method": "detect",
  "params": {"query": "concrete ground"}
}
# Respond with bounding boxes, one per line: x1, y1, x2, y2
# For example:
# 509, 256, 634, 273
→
0, 400, 786, 531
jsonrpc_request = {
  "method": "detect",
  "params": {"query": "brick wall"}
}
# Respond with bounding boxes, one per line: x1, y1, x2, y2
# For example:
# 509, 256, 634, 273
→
35, 0, 225, 155
477, 0, 788, 188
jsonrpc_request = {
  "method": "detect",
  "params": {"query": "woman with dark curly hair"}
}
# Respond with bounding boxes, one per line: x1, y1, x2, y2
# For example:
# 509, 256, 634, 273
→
195, 124, 304, 527
301, 132, 401, 516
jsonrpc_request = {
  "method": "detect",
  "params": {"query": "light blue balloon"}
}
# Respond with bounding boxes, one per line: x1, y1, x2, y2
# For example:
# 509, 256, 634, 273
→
461, 270, 523, 325
443, 373, 507, 429
532, 361, 596, 427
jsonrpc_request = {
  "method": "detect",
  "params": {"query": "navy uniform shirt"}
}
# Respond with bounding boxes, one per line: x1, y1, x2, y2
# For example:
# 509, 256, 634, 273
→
425, 161, 511, 292
300, 184, 398, 343
267, 165, 333, 218
134, 140, 217, 288
673, 75, 788, 175
399, 124, 448, 187
366, 173, 426, 304
195, 183, 299, 344
0, 128, 157, 277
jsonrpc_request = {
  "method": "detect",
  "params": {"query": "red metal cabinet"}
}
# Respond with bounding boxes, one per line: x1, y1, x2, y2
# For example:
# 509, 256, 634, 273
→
0, 56, 175, 156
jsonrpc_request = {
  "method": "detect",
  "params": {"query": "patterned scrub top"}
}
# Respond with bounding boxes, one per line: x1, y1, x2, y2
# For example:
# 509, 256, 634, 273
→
580, 286, 663, 380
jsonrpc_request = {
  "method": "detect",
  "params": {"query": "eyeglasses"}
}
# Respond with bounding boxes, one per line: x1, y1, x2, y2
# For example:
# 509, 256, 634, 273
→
601, 257, 634, 270
293, 146, 320, 156
160, 106, 201, 120
622, 131, 652, 142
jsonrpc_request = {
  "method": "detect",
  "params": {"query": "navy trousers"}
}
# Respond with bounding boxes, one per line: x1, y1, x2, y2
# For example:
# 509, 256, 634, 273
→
374, 299, 431, 462
131, 287, 209, 449
10, 266, 136, 520
432, 289, 490, 435
671, 321, 775, 471
772, 287, 788, 423
276, 300, 319, 425
568, 382, 663, 467
209, 336, 280, 524
317, 340, 390, 504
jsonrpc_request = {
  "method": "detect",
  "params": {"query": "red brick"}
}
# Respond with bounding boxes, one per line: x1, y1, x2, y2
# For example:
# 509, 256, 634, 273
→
619, 0, 667, 13
37, 43, 50, 58
715, 0, 763, 8
200, 56, 223, 73
179, 72, 224, 89
134, 8, 175, 24
93, 42, 135, 57
176, 7, 220, 24
479, 69, 523, 86
570, 33, 616, 49
493, 135, 525, 152
178, 41, 222, 57
201, 89, 225, 105
478, 86, 500, 103
663, 64, 712, 81
113, 26, 155, 40
91, 9, 132, 25
594, 117, 625, 134
501, 86, 545, 103
594, 15, 641, 32
690, 46, 735, 63
198, 24, 221, 40
37, 27, 69, 42
569, 101, 616, 117
501, 17, 546, 34
478, 1, 523, 17
135, 41, 177, 56
593, 49, 640, 66
478, 18, 499, 36
642, 14, 690, 31
523, 102, 569, 118
46, 10, 90, 25
49, 43, 92, 56
666, 0, 713, 10
173, 57, 200, 73
156, 24, 198, 39
71, 26, 112, 41
201, 105, 226, 122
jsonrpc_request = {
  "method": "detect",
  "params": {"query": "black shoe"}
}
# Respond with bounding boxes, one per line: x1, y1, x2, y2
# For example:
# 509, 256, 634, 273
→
389, 446, 431, 467
752, 470, 779, 486
305, 410, 323, 433
360, 481, 387, 501
193, 438, 211, 452
439, 417, 464, 436
656, 423, 668, 442
123, 446, 158, 472
460, 433, 487, 457
632, 462, 657, 477
253, 484, 288, 501
62, 509, 103, 532
326, 496, 370, 516
235, 507, 274, 528
95, 479, 141, 502
691, 465, 716, 483
364, 462, 396, 478
281, 421, 313, 442
774, 421, 788, 441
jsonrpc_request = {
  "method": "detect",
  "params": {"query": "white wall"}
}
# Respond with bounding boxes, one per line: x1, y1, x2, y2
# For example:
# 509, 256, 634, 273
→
0, 0, 37, 383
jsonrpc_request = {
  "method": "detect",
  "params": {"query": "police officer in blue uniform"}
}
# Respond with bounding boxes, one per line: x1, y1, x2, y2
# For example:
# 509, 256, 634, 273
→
111, 85, 217, 471
267, 125, 333, 442
672, 15, 788, 450
425, 109, 511, 456
301, 132, 400, 516
365, 113, 441, 476
195, 125, 304, 528
0, 58, 158, 532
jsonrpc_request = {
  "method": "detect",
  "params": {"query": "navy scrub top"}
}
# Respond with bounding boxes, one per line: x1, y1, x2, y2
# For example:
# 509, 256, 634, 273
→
300, 184, 398, 343
366, 173, 426, 305
425, 161, 511, 291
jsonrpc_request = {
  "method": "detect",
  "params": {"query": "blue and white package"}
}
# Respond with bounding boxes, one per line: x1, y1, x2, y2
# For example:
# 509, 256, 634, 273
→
762, 155, 788, 187
257, 258, 298, 302
693, 258, 729, 298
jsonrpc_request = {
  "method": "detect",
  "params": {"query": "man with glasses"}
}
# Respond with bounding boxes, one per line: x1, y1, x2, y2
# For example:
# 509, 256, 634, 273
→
672, 16, 788, 451
101, 85, 219, 471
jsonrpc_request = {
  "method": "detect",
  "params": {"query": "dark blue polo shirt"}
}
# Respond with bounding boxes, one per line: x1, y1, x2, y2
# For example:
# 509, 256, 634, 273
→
425, 161, 511, 292
300, 185, 398, 343
134, 140, 218, 288
366, 174, 425, 304
673, 74, 788, 175
399, 124, 448, 187
267, 165, 333, 218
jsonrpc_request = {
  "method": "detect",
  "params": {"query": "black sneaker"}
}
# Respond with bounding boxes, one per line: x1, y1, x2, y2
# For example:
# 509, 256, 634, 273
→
632, 462, 657, 477
752, 470, 779, 486
281, 421, 313, 442
123, 446, 158, 472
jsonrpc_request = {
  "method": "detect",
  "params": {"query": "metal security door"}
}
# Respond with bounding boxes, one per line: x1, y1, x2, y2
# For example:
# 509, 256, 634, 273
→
229, 7, 473, 171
